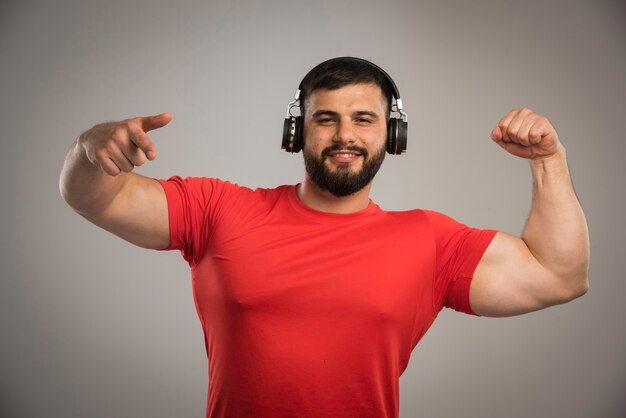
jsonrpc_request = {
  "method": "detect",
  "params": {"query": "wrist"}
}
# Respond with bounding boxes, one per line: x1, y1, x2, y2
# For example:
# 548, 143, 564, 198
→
530, 143, 568, 173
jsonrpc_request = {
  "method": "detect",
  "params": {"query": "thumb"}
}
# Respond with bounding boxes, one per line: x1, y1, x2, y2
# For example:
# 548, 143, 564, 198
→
141, 112, 173, 132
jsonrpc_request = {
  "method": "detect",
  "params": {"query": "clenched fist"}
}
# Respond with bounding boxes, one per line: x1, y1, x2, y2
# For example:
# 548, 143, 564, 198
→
490, 108, 561, 160
80, 112, 172, 176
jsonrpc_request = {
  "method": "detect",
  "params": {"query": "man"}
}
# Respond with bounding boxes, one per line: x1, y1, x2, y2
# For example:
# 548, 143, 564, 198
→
59, 57, 589, 418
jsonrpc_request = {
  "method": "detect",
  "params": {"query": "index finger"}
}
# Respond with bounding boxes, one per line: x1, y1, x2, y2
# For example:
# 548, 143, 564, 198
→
140, 112, 173, 132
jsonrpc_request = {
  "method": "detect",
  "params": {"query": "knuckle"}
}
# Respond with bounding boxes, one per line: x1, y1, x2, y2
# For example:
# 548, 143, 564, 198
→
133, 133, 147, 147
94, 149, 108, 161
133, 154, 146, 166
103, 142, 117, 154
111, 128, 125, 142
104, 165, 119, 176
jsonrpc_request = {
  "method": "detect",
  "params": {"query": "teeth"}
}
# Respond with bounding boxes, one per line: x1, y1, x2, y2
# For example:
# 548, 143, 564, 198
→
333, 153, 358, 157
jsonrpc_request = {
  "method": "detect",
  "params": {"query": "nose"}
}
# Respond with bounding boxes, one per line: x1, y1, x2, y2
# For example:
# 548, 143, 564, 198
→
334, 119, 355, 145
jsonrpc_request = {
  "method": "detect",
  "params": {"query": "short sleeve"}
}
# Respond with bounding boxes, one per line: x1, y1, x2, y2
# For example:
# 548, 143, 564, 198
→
155, 176, 235, 267
423, 210, 498, 316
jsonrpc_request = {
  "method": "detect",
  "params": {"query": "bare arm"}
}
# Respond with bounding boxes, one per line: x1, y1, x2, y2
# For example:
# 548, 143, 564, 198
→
59, 113, 173, 249
470, 109, 590, 317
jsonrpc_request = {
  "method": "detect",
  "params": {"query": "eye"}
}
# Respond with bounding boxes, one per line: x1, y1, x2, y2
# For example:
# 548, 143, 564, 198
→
317, 118, 335, 125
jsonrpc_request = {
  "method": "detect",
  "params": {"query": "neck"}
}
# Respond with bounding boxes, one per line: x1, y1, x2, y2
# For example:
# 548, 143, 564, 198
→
297, 177, 373, 214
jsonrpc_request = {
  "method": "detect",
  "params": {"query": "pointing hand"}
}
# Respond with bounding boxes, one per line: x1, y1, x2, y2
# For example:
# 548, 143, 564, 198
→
80, 113, 172, 176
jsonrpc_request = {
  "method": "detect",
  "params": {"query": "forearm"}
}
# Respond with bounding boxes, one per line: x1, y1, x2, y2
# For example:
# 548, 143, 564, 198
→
59, 134, 129, 215
522, 144, 590, 288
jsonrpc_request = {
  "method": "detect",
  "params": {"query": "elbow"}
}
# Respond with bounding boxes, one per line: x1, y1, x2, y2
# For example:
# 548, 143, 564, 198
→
575, 274, 590, 298
569, 276, 589, 300
543, 261, 590, 306
59, 172, 80, 212
59, 158, 79, 209
58, 172, 90, 216
554, 254, 590, 302
557, 270, 590, 303
59, 174, 70, 205
59, 171, 73, 207
572, 257, 591, 298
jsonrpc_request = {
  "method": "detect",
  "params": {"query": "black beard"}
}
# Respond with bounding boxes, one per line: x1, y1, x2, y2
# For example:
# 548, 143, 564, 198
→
303, 143, 386, 197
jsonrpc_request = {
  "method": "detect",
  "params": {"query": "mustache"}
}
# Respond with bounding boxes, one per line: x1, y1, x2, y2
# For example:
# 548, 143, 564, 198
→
321, 144, 369, 159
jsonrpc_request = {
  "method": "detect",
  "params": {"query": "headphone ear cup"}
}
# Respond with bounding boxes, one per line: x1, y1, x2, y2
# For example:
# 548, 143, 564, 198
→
281, 116, 304, 153
292, 116, 303, 153
387, 118, 397, 154
282, 117, 294, 152
395, 119, 407, 154
387, 118, 407, 155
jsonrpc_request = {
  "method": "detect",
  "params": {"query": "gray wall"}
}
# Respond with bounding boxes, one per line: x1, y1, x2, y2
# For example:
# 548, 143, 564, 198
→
1, 0, 624, 417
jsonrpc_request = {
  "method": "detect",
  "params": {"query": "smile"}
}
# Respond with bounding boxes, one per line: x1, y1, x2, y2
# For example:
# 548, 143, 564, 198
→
327, 150, 362, 157
326, 151, 363, 164
331, 153, 360, 158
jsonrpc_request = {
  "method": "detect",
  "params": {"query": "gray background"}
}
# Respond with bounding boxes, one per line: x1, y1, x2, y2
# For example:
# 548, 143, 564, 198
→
1, 0, 624, 417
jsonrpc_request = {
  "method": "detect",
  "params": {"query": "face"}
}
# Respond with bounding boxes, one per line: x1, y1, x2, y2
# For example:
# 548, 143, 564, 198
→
302, 83, 388, 197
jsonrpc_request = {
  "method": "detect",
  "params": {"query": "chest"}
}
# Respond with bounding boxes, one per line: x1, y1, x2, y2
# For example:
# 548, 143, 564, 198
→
192, 214, 437, 334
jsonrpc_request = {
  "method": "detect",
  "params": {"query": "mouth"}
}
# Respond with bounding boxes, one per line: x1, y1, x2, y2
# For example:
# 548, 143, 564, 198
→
327, 150, 362, 157
326, 150, 363, 164
322, 145, 368, 165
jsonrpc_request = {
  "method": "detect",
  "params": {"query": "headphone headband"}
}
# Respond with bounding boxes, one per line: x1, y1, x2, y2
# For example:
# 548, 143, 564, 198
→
297, 57, 403, 113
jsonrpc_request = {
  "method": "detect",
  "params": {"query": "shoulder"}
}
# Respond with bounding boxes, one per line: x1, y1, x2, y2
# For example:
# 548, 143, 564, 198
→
380, 208, 480, 245
158, 175, 240, 191
158, 176, 292, 197
155, 177, 297, 220
382, 207, 451, 226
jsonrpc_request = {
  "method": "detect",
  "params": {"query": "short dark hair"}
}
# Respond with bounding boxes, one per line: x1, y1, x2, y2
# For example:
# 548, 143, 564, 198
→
299, 57, 394, 119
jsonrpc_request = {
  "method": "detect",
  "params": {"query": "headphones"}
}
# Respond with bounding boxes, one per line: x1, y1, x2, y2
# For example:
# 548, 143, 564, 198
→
281, 57, 408, 155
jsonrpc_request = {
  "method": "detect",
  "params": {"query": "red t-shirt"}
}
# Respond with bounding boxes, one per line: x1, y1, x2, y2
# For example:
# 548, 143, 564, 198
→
157, 176, 497, 418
